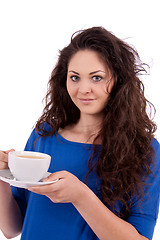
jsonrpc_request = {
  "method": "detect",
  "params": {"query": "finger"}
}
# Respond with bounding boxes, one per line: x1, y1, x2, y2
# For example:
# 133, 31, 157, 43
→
42, 170, 68, 182
28, 187, 52, 195
28, 179, 61, 194
28, 187, 58, 203
0, 161, 8, 169
0, 151, 8, 163
5, 149, 15, 154
0, 149, 15, 163
28, 185, 55, 195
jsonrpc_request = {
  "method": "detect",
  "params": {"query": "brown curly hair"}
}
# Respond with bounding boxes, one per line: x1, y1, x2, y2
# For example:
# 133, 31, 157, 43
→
35, 27, 157, 218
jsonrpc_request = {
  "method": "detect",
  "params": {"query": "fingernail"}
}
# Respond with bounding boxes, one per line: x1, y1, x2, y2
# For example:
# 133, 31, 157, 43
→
42, 177, 48, 182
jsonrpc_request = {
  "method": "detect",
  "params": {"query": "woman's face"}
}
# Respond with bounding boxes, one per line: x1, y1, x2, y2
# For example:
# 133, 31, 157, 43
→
66, 50, 113, 118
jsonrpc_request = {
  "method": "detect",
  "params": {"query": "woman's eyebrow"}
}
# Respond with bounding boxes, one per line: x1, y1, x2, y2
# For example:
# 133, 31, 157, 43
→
89, 70, 106, 75
69, 70, 80, 75
69, 70, 106, 75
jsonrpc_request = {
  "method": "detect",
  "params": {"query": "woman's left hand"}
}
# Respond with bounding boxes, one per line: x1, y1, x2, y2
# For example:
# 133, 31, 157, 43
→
28, 171, 87, 204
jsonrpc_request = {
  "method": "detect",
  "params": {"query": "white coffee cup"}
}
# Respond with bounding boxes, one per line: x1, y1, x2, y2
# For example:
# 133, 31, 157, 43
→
8, 151, 51, 182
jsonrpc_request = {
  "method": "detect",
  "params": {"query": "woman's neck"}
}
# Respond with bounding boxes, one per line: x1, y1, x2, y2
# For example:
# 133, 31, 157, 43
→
74, 114, 103, 135
58, 114, 103, 144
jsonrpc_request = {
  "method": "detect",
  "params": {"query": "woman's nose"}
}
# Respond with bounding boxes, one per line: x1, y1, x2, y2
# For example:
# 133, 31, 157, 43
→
78, 81, 91, 94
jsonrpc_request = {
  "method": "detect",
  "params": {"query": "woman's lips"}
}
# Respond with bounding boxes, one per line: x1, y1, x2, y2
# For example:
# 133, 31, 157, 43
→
78, 98, 95, 104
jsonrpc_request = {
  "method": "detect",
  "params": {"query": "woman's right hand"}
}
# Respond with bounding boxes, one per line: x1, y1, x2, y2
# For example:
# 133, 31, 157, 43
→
0, 149, 15, 170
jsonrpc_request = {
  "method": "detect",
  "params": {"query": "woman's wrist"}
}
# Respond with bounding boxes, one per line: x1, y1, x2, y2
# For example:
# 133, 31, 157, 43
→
72, 181, 91, 206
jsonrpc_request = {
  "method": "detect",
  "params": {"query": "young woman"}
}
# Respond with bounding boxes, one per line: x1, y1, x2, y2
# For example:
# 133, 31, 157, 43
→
0, 27, 160, 240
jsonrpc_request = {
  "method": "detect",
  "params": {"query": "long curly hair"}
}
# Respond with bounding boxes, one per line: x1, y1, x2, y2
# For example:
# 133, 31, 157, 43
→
35, 27, 157, 218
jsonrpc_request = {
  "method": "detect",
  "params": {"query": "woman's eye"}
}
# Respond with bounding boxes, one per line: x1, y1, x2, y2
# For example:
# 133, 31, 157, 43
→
92, 75, 102, 82
70, 75, 79, 82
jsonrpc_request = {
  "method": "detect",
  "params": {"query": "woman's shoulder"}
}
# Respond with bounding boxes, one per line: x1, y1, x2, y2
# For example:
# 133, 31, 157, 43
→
150, 138, 160, 173
151, 137, 160, 153
25, 123, 54, 145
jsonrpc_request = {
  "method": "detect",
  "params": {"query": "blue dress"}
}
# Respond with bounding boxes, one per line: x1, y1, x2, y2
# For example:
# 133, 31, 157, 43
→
11, 129, 160, 240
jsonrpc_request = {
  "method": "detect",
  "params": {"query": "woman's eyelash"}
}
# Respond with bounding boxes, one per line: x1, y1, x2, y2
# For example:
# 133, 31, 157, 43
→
70, 75, 79, 81
92, 75, 103, 81
70, 75, 103, 82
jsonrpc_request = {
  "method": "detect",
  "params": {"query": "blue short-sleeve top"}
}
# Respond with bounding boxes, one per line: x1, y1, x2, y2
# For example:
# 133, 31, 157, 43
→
11, 129, 160, 240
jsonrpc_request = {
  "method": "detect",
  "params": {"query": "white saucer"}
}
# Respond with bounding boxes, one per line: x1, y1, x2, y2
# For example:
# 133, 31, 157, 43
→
0, 169, 58, 189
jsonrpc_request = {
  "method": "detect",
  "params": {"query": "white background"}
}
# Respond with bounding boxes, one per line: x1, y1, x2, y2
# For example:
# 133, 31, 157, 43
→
0, 0, 159, 239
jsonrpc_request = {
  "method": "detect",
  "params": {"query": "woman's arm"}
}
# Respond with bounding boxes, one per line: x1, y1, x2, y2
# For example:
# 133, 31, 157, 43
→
0, 151, 23, 239
73, 183, 148, 240
28, 170, 148, 240
0, 181, 23, 239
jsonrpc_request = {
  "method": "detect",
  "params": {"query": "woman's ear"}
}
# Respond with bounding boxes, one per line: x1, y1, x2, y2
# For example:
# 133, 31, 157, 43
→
106, 78, 114, 94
